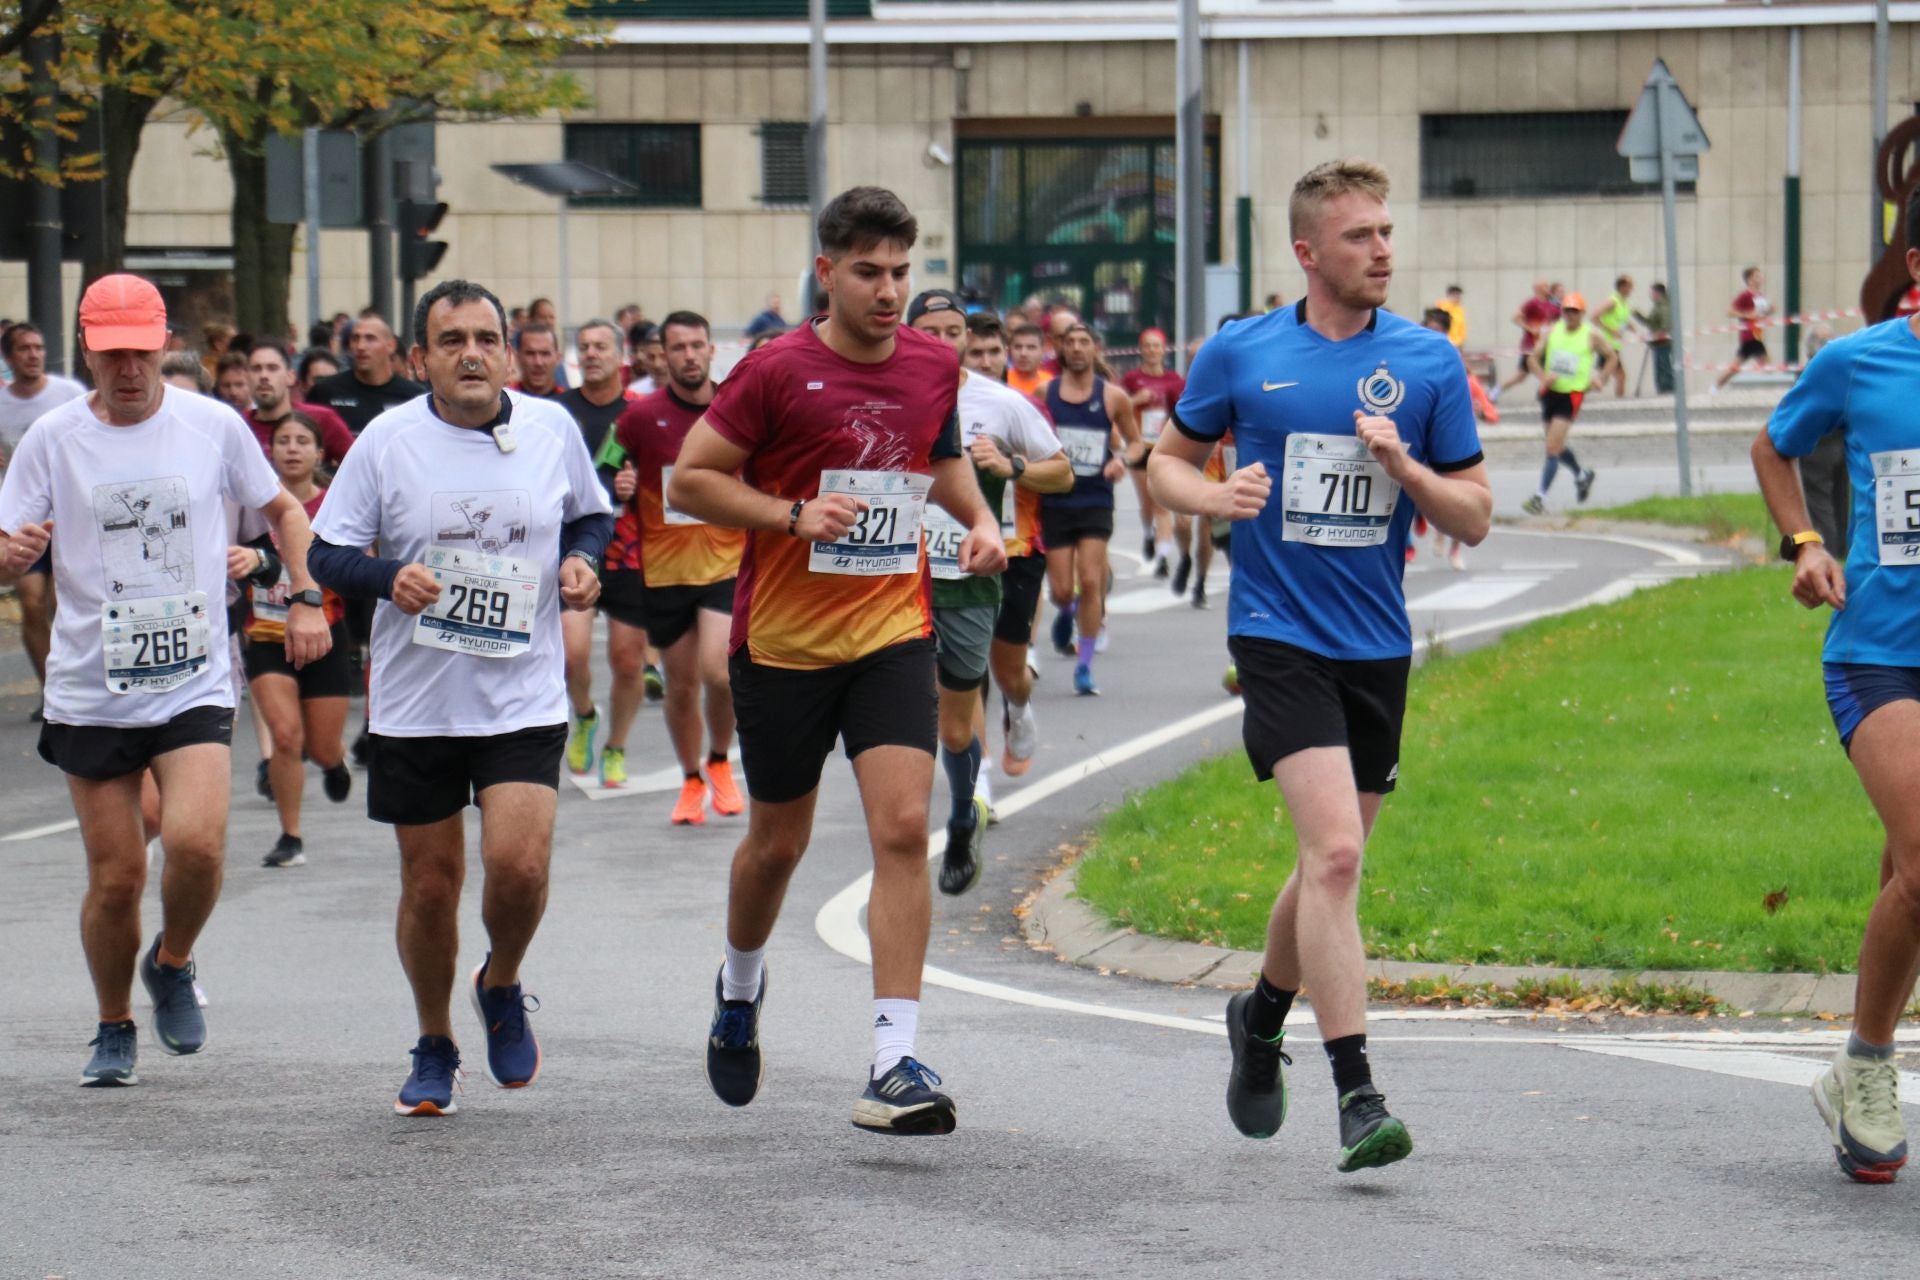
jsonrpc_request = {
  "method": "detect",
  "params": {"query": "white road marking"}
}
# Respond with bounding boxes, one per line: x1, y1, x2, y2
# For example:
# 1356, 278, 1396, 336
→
564, 746, 743, 802
1406, 575, 1547, 612
814, 532, 1719, 1040
0, 818, 79, 843
1558, 1043, 1920, 1105
1108, 575, 1232, 614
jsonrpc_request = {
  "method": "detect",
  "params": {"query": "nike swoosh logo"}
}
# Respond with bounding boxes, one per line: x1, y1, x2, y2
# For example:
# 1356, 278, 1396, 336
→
1262, 381, 1298, 391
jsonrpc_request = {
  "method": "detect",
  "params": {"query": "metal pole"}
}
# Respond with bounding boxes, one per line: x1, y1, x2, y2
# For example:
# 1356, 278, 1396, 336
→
303, 127, 323, 334
1872, 0, 1889, 262
25, 32, 64, 376
1656, 84, 1693, 497
1175, 0, 1206, 367
1785, 29, 1802, 366
805, 0, 829, 307
367, 132, 394, 326
1235, 40, 1252, 316
557, 197, 571, 342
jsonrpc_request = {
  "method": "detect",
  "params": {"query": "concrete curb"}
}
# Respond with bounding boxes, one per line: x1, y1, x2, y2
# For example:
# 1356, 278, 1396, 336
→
1022, 861, 1858, 1016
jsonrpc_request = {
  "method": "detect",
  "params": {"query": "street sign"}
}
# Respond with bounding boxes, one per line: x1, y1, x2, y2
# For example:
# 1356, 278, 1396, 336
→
266, 130, 361, 227
1629, 154, 1698, 184
1618, 58, 1710, 162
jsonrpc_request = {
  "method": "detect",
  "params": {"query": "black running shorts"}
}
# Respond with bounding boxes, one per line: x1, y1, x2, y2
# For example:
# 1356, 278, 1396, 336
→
1040, 506, 1114, 548
242, 622, 354, 699
598, 568, 650, 631
1228, 635, 1409, 794
729, 637, 937, 804
38, 705, 235, 781
643, 578, 735, 650
366, 723, 567, 826
994, 554, 1047, 646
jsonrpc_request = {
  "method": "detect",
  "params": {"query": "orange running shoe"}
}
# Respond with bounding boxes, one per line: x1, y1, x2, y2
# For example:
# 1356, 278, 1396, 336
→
671, 776, 708, 825
707, 759, 744, 816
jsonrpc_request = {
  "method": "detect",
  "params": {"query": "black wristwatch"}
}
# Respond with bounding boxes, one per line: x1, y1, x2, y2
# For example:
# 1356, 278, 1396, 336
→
564, 550, 601, 575
288, 589, 325, 609
1010, 455, 1027, 482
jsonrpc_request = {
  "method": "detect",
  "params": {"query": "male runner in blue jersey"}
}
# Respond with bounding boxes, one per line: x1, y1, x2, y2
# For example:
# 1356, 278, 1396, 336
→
1149, 159, 1491, 1173
1754, 192, 1920, 1184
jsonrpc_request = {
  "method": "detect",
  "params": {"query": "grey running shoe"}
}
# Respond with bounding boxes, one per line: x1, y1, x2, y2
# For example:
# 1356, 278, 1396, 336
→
81, 1020, 139, 1087
1521, 495, 1546, 516
139, 935, 207, 1055
1813, 1048, 1909, 1183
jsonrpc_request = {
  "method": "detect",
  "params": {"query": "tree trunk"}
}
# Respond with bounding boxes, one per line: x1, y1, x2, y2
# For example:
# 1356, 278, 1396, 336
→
224, 126, 293, 339
77, 31, 165, 371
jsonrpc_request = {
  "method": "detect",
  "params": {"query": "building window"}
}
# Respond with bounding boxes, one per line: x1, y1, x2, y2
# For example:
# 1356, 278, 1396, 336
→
758, 121, 810, 207
562, 123, 701, 208
1420, 111, 1690, 200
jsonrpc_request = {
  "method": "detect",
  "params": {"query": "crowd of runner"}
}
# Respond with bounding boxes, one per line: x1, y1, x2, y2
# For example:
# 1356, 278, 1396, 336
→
1, 160, 1916, 1186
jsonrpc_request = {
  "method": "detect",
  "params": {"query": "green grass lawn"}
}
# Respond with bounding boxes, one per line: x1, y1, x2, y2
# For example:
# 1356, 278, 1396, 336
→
1580, 492, 1774, 541
1076, 567, 1883, 974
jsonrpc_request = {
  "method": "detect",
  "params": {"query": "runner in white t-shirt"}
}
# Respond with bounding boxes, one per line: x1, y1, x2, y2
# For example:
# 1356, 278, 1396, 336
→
309, 279, 613, 1117
0, 321, 86, 718
0, 275, 331, 1088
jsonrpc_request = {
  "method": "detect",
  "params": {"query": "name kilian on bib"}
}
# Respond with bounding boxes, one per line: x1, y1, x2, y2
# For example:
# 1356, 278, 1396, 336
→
1282, 432, 1398, 546
1874, 449, 1920, 565
102, 593, 211, 694
413, 546, 541, 657
810, 470, 931, 576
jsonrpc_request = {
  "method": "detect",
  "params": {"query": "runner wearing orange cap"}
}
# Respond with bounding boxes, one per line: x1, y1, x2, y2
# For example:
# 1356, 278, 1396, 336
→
1521, 292, 1610, 515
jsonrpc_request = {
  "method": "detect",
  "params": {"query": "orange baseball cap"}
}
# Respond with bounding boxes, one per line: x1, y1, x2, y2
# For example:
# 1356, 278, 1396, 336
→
79, 273, 167, 351
1561, 292, 1588, 311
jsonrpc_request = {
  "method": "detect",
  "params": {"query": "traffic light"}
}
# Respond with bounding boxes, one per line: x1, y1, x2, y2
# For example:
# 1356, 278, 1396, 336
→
397, 198, 448, 280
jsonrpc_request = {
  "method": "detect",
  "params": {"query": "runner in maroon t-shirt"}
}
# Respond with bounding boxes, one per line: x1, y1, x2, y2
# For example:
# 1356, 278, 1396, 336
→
1715, 266, 1774, 390
244, 340, 356, 467
1496, 279, 1561, 401
669, 186, 1005, 1137
1118, 327, 1187, 584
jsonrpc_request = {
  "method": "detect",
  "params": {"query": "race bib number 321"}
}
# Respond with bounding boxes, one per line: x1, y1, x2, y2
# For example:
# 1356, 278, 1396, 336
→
809, 470, 931, 576
1281, 432, 1399, 547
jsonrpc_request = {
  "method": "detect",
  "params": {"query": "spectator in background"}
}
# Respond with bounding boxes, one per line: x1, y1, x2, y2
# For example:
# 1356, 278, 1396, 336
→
201, 321, 236, 381
307, 321, 334, 351
1634, 282, 1674, 395
743, 292, 787, 339
509, 322, 565, 399
165, 327, 190, 354
295, 347, 340, 402
160, 351, 210, 392
1264, 292, 1286, 311
214, 350, 253, 414
1432, 284, 1467, 349
528, 296, 559, 329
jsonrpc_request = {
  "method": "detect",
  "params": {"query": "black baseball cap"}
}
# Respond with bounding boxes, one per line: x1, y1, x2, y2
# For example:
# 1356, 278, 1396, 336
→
906, 289, 966, 325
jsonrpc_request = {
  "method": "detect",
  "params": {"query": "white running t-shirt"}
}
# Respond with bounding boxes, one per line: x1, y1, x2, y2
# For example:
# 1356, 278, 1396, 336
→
0, 386, 282, 727
311, 391, 613, 737
957, 371, 1062, 460
0, 374, 85, 471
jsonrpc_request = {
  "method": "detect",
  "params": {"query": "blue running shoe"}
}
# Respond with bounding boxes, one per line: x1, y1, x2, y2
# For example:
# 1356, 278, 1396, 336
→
1073, 664, 1099, 697
394, 1035, 462, 1116
1050, 605, 1075, 657
469, 955, 542, 1088
81, 1020, 139, 1087
706, 963, 765, 1107
139, 934, 206, 1055
853, 1057, 957, 1135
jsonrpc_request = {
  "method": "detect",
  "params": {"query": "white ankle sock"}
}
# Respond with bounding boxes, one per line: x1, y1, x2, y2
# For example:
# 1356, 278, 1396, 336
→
721, 942, 765, 1002
872, 998, 918, 1077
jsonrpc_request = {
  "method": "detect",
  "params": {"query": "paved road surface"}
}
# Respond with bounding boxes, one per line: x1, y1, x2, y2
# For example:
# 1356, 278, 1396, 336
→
2, 475, 1893, 1279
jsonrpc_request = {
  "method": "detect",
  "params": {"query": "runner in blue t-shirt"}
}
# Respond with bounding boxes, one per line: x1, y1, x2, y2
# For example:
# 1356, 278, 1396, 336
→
1148, 160, 1491, 1173
1757, 264, 1920, 1182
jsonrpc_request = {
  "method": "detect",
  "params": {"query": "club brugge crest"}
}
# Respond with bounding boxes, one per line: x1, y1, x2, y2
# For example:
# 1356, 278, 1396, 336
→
1357, 364, 1404, 415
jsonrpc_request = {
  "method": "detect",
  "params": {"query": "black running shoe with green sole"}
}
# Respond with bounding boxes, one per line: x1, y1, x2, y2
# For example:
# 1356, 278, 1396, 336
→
1224, 990, 1289, 1139
1337, 1084, 1413, 1172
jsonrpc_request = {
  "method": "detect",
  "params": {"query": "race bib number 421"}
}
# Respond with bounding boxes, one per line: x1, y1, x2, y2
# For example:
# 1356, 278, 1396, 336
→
809, 470, 931, 576
1281, 432, 1399, 547
412, 545, 541, 658
1874, 449, 1920, 565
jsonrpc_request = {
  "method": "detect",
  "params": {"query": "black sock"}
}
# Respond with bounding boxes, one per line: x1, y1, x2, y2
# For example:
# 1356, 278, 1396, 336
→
685, 770, 701, 781
1325, 1033, 1372, 1098
1245, 976, 1295, 1039
1559, 447, 1582, 473
707, 750, 729, 766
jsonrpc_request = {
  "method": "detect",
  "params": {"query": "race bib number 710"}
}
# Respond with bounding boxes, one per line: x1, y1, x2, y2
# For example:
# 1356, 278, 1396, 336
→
1281, 432, 1399, 547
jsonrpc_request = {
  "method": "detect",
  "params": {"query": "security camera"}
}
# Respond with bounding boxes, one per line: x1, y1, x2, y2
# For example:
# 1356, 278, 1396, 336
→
926, 142, 952, 167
